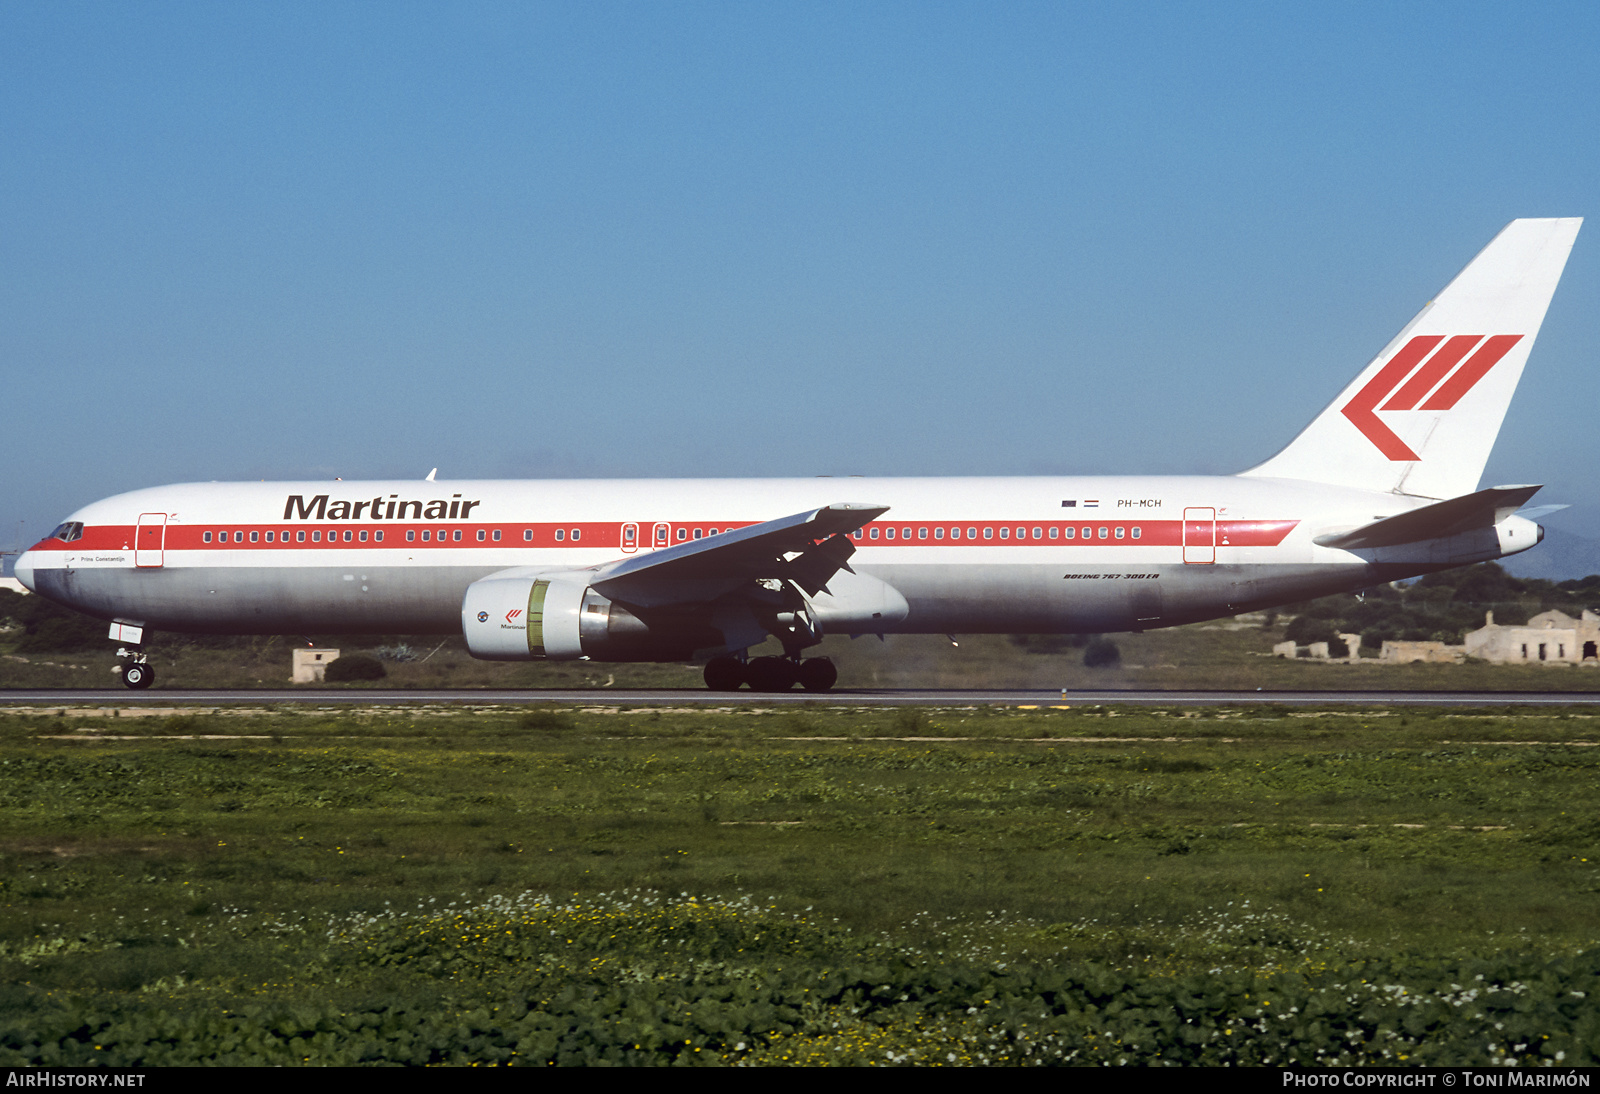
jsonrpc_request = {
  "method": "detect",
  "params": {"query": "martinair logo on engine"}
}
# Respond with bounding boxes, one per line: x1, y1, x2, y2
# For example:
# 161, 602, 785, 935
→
1340, 334, 1522, 460
505, 609, 523, 624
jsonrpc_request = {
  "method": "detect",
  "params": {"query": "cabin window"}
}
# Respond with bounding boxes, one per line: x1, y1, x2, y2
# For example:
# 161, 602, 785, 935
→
1082, 526, 1092, 538
359, 530, 368, 542
312, 531, 321, 542
984, 527, 994, 540
918, 527, 927, 539
1064, 527, 1075, 539
708, 528, 717, 536
555, 529, 565, 541
694, 528, 704, 540
678, 528, 687, 541
250, 531, 258, 543
492, 529, 500, 542
967, 527, 977, 539
265, 531, 274, 543
934, 527, 944, 539
407, 530, 416, 542
1114, 527, 1125, 539
571, 528, 581, 541
476, 529, 486, 542
1098, 527, 1108, 539
998, 527, 1008, 539
1131, 527, 1141, 540
421, 530, 430, 542
869, 528, 879, 540
452, 529, 462, 542
375, 530, 383, 542
203, 532, 212, 543
1048, 527, 1058, 539
344, 530, 353, 542
884, 527, 894, 540
297, 530, 305, 543
523, 529, 532, 542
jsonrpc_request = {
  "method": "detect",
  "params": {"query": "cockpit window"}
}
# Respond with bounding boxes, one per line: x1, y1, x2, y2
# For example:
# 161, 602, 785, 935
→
49, 521, 84, 543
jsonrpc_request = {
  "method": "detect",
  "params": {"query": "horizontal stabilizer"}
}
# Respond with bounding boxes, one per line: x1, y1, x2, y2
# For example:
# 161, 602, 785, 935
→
1515, 504, 1569, 523
1313, 485, 1542, 550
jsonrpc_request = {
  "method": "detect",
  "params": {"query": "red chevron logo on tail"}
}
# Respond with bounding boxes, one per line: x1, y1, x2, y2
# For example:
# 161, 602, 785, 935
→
1340, 334, 1523, 460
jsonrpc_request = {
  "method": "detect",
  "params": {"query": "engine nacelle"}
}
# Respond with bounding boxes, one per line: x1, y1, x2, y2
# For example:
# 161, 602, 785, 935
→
461, 567, 726, 662
462, 568, 589, 660
801, 568, 909, 633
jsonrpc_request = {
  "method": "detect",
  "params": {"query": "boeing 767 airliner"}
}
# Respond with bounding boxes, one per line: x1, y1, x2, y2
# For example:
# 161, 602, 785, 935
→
14, 218, 1582, 690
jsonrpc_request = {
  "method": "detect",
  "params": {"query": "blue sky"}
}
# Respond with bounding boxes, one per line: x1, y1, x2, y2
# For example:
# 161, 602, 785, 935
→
4, 1, 1598, 567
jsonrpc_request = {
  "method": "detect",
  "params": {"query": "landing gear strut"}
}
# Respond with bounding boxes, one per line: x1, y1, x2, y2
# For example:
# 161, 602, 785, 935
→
702, 655, 836, 692
117, 647, 154, 690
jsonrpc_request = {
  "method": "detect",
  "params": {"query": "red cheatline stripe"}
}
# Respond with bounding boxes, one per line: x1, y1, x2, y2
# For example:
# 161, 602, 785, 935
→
32, 519, 1303, 553
1419, 334, 1523, 410
1380, 335, 1482, 411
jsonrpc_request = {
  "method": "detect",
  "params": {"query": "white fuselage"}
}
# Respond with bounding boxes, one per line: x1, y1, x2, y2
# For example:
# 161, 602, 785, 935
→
13, 474, 1535, 648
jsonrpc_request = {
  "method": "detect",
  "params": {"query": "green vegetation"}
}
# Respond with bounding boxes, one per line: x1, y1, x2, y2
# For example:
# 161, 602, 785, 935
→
1081, 637, 1121, 668
0, 703, 1597, 1064
6, 562, 1600, 692
1283, 563, 1600, 650
322, 653, 387, 683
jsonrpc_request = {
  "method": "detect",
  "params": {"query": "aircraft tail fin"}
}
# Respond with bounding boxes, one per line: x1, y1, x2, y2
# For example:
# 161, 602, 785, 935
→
1241, 218, 1581, 499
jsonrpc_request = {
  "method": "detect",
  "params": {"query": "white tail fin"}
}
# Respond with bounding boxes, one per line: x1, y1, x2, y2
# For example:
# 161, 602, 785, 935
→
1242, 218, 1581, 499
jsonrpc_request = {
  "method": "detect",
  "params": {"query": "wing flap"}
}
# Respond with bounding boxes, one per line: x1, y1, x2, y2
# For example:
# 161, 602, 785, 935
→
590, 502, 887, 604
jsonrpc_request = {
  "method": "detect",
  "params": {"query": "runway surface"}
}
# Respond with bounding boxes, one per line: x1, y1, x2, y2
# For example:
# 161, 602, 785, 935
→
5, 688, 1600, 707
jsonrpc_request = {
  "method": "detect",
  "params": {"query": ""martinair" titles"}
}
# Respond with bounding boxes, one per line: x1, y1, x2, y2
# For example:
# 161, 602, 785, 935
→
283, 494, 484, 521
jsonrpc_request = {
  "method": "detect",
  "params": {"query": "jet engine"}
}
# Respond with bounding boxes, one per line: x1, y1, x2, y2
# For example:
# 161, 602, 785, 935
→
461, 568, 721, 662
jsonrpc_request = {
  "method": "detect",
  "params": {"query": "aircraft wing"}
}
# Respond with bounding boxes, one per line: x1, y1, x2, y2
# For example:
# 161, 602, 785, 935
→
589, 502, 888, 607
1313, 485, 1543, 550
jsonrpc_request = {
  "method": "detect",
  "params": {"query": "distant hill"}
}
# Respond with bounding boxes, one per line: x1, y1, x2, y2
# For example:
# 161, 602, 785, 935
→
1499, 526, 1600, 582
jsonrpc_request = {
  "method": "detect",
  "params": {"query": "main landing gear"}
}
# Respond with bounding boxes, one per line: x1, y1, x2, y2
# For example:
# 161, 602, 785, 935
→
117, 648, 155, 690
703, 655, 837, 692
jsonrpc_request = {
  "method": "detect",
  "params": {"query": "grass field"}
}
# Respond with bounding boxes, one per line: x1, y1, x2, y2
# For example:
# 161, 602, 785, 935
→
6, 621, 1600, 692
1, 702, 1597, 1065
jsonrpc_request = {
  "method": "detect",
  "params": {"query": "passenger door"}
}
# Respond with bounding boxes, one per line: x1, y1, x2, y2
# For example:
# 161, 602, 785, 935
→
135, 513, 167, 568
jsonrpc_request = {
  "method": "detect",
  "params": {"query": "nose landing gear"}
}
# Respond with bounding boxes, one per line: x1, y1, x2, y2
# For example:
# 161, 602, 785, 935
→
116, 647, 155, 689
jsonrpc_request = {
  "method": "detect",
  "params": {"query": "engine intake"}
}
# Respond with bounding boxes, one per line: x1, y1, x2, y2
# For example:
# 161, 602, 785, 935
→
461, 568, 722, 662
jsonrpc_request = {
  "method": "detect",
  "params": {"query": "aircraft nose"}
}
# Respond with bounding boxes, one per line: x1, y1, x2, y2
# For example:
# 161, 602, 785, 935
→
13, 550, 37, 593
